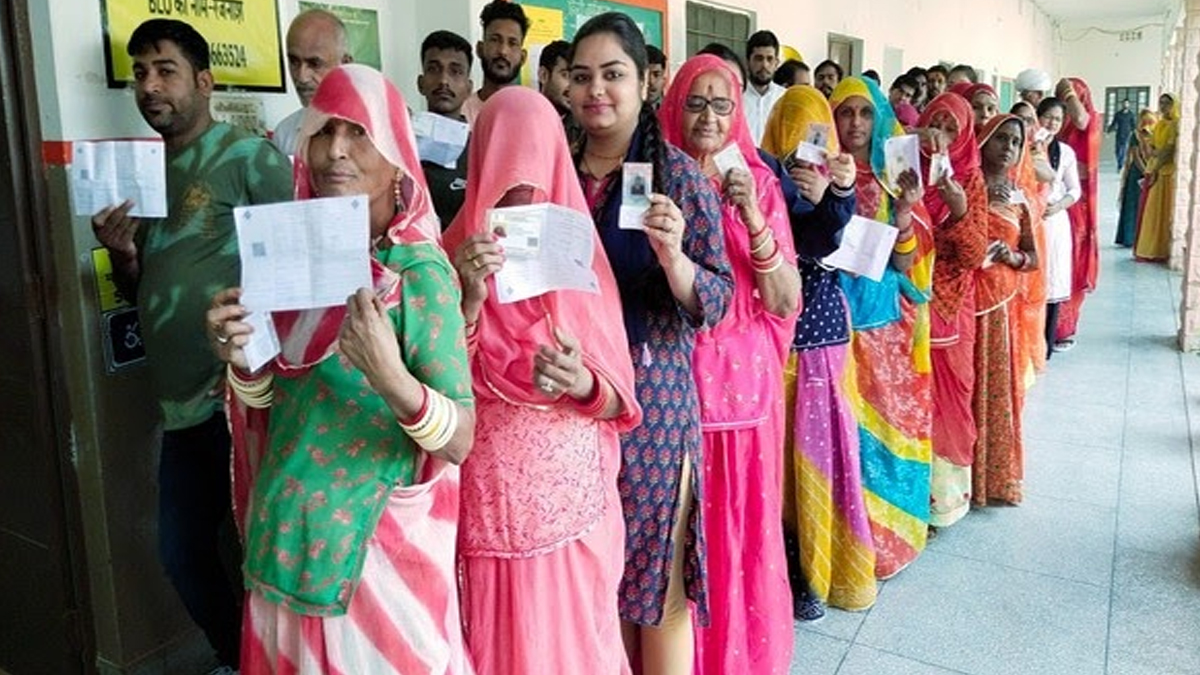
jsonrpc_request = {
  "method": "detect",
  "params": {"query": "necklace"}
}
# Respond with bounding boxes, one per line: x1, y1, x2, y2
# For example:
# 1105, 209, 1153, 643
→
582, 153, 621, 179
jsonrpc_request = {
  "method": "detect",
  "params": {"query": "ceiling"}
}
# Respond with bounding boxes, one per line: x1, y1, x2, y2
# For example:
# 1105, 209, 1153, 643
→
1033, 0, 1176, 21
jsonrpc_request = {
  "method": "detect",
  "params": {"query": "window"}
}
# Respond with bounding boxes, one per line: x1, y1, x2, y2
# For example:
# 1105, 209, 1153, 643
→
686, 2, 751, 58
1104, 86, 1151, 126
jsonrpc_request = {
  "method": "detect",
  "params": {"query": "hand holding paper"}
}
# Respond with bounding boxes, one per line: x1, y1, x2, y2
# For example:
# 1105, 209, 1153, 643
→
235, 195, 372, 312
489, 203, 600, 304
71, 140, 168, 218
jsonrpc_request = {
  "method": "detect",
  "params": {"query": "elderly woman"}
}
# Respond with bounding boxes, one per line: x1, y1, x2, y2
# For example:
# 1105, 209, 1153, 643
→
974, 113, 1039, 507
444, 86, 641, 675
206, 65, 475, 674
658, 54, 800, 674
760, 85, 860, 623
919, 92, 989, 528
568, 13, 733, 675
829, 76, 934, 585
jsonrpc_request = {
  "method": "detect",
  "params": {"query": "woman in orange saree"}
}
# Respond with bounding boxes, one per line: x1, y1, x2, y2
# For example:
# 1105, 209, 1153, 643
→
973, 114, 1040, 506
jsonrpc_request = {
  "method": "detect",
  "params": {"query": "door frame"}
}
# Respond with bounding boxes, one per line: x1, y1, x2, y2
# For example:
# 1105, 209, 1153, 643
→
0, 0, 94, 671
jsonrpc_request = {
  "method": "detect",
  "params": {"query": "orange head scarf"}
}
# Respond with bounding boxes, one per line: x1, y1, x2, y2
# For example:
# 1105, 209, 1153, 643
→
442, 87, 639, 429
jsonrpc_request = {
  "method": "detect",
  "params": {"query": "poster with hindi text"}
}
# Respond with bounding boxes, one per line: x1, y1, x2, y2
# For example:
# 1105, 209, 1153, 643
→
102, 0, 285, 91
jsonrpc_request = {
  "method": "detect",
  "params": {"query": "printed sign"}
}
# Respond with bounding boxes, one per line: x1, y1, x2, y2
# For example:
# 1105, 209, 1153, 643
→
102, 307, 146, 372
102, 0, 285, 91
91, 247, 133, 312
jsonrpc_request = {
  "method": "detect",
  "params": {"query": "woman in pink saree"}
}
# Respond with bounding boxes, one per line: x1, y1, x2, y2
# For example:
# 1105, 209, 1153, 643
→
444, 86, 642, 675
659, 54, 800, 675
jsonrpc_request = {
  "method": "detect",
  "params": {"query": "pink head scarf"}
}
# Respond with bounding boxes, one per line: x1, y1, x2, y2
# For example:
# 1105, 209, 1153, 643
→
658, 54, 799, 425
275, 64, 443, 369
294, 64, 442, 245
442, 87, 639, 429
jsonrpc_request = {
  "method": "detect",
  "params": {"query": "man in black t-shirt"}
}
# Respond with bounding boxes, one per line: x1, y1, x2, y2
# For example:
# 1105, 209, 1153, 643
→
416, 30, 474, 229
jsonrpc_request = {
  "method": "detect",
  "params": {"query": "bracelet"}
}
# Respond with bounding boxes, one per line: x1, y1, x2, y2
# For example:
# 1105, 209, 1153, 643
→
750, 232, 775, 256
572, 374, 611, 418
400, 385, 430, 426
829, 181, 855, 198
227, 365, 274, 408
746, 222, 767, 239
753, 252, 785, 275
893, 234, 918, 255
399, 384, 459, 452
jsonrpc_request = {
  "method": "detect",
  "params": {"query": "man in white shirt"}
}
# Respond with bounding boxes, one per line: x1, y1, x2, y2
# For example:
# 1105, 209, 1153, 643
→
743, 30, 786, 145
273, 9, 353, 156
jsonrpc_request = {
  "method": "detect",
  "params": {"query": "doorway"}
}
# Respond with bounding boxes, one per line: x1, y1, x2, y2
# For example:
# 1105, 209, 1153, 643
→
0, 1, 93, 673
1104, 85, 1151, 125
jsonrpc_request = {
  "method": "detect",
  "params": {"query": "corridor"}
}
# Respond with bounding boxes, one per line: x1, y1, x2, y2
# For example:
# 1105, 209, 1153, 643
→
789, 165, 1200, 674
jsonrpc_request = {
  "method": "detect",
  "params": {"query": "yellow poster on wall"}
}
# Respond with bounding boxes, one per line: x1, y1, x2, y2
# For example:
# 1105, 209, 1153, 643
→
102, 0, 285, 91
520, 6, 565, 87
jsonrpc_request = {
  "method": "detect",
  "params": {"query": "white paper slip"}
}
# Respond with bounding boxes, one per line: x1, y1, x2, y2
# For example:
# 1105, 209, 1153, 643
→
884, 134, 922, 194
1008, 187, 1028, 205
713, 143, 750, 178
820, 215, 900, 282
929, 152, 954, 186
794, 141, 828, 167
489, 203, 600, 304
70, 140, 168, 217
620, 162, 653, 230
412, 111, 469, 169
241, 308, 281, 373
1034, 127, 1053, 143
236, 195, 372, 312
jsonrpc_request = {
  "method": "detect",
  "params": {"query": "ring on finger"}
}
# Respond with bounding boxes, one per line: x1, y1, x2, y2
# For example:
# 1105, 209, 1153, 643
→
473, 256, 483, 270
216, 333, 230, 345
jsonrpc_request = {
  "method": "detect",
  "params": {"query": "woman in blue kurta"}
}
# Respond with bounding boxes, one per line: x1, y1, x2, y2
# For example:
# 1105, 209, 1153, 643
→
569, 13, 733, 675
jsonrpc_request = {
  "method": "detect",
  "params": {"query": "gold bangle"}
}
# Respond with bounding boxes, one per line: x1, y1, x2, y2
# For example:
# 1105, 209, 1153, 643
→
894, 235, 918, 255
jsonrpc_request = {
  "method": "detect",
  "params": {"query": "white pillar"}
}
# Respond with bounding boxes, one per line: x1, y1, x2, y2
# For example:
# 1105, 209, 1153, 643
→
1176, 1, 1200, 349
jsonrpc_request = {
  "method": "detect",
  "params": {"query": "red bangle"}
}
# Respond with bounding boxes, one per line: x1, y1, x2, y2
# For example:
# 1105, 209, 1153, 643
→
572, 374, 609, 418
751, 239, 781, 268
400, 385, 430, 426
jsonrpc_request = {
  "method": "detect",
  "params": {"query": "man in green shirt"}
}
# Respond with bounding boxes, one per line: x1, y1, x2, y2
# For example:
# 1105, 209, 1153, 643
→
91, 19, 292, 674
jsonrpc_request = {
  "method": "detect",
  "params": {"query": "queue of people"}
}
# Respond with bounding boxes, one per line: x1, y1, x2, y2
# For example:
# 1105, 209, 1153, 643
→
91, 7, 1116, 675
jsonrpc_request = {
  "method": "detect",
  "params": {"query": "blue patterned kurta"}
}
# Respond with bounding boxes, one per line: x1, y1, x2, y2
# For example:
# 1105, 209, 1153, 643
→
583, 143, 732, 626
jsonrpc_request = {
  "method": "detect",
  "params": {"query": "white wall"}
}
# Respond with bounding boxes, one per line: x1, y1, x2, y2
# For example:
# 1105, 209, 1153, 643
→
1057, 14, 1169, 114
669, 0, 1058, 86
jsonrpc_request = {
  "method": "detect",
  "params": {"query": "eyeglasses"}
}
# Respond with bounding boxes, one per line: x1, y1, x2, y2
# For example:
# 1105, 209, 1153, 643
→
683, 95, 736, 116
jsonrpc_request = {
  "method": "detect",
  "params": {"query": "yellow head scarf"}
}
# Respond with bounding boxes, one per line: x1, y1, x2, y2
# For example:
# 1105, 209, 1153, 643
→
760, 85, 838, 160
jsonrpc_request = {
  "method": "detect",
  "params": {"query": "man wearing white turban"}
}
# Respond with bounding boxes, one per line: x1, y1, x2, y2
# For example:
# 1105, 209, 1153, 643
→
1016, 68, 1052, 105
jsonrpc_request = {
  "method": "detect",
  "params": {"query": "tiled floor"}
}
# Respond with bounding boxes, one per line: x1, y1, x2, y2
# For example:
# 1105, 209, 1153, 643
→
789, 165, 1200, 674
